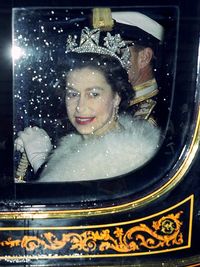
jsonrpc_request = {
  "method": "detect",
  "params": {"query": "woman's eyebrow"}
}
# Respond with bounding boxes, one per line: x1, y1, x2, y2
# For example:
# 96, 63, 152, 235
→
65, 86, 78, 91
86, 87, 104, 91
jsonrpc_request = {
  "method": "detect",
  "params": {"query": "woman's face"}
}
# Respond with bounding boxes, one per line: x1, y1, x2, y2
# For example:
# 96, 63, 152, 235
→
65, 67, 121, 137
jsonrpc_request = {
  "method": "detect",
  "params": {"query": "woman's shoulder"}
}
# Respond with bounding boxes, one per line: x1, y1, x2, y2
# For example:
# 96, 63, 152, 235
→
111, 114, 160, 146
119, 114, 160, 136
103, 115, 161, 165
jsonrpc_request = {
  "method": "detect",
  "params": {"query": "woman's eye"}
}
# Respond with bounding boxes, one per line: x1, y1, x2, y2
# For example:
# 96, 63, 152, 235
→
66, 91, 79, 99
89, 92, 100, 98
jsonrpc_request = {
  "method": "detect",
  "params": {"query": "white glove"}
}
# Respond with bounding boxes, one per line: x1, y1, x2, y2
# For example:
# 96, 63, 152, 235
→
14, 126, 52, 173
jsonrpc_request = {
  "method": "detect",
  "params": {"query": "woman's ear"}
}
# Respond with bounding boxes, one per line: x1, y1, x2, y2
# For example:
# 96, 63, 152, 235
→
138, 47, 153, 69
113, 93, 121, 107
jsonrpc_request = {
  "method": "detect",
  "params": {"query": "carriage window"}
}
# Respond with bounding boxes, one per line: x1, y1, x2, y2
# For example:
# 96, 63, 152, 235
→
13, 7, 178, 187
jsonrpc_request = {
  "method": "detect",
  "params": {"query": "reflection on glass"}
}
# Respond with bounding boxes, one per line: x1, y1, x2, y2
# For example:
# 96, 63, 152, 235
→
13, 7, 176, 183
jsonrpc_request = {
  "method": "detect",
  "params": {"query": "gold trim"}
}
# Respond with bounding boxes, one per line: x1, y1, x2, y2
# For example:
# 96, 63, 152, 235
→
0, 195, 193, 226
130, 88, 159, 105
134, 99, 157, 120
148, 117, 158, 127
92, 8, 114, 31
0, 212, 184, 253
0, 195, 193, 259
186, 264, 200, 267
133, 78, 157, 92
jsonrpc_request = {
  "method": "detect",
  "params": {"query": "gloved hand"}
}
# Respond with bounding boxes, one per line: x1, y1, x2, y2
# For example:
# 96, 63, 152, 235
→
14, 126, 52, 173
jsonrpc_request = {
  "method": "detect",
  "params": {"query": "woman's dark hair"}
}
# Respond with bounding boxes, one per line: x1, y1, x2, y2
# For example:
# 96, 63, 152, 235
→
59, 52, 134, 112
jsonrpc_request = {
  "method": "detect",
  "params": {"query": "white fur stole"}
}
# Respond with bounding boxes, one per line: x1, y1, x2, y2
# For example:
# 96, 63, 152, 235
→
39, 116, 160, 182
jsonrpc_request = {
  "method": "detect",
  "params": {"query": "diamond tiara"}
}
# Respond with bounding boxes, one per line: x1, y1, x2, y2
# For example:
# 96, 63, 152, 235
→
65, 27, 131, 71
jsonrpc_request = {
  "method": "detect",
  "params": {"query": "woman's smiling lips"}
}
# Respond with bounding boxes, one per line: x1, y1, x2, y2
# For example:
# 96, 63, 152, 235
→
75, 117, 95, 125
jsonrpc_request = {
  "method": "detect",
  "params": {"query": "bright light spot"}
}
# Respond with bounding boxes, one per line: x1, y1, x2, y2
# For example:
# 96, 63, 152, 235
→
11, 46, 25, 60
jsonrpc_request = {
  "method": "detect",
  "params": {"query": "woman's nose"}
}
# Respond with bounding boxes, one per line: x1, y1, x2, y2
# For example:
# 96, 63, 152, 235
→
76, 95, 87, 113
